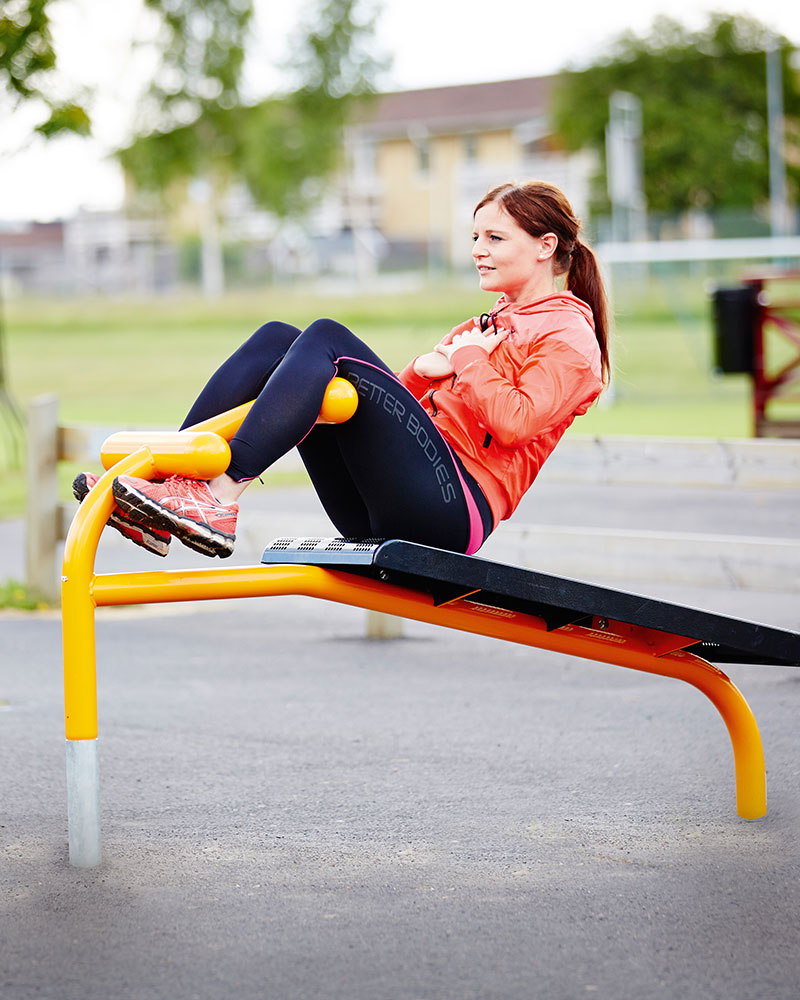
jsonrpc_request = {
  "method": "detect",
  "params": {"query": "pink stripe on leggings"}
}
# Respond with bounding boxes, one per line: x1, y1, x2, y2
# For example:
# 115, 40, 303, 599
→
446, 447, 486, 555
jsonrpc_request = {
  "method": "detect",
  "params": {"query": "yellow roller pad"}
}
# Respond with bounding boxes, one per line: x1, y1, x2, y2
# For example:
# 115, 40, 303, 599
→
101, 430, 232, 480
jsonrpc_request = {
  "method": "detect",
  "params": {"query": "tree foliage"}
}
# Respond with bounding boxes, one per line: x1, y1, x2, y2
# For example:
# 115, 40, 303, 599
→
552, 13, 800, 215
0, 0, 90, 137
116, 0, 252, 194
238, 0, 385, 215
119, 0, 385, 218
0, 0, 90, 427
139, 0, 253, 130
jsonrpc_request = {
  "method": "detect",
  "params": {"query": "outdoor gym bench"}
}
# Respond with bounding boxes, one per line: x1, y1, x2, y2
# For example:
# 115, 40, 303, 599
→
61, 378, 800, 867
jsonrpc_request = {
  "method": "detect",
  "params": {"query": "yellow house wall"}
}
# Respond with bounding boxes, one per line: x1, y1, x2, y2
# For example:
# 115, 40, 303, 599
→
377, 140, 433, 238
376, 128, 519, 254
477, 131, 517, 164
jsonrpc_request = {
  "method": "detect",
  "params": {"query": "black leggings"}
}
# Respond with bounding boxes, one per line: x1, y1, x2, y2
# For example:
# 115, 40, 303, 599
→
180, 319, 493, 554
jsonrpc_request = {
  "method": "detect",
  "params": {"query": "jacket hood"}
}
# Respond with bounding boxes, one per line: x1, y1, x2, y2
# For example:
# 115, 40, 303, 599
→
491, 292, 595, 327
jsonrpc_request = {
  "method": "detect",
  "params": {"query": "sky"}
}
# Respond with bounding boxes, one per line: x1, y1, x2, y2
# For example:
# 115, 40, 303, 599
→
1, 0, 799, 223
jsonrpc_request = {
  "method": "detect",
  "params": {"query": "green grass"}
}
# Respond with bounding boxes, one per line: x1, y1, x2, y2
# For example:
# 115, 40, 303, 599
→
0, 579, 51, 610
0, 276, 758, 519
2, 287, 478, 425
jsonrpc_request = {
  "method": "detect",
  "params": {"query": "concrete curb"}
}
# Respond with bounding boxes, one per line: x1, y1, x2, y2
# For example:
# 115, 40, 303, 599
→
10, 435, 800, 597
479, 525, 800, 593
537, 436, 800, 488
235, 512, 800, 594
267, 435, 800, 488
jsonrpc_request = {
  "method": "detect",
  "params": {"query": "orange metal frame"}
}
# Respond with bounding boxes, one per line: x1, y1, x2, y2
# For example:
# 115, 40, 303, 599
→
61, 381, 767, 866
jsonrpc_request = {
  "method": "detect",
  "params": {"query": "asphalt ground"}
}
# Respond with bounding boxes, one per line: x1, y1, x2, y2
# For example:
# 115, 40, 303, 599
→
2, 480, 800, 1000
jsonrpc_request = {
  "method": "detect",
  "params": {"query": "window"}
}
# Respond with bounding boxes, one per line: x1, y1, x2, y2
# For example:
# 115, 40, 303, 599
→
417, 139, 430, 174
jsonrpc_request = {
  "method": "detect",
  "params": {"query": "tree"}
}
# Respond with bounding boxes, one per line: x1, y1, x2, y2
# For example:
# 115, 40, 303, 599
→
117, 0, 385, 292
237, 0, 385, 217
0, 0, 92, 467
0, 0, 91, 138
117, 0, 252, 189
552, 13, 800, 217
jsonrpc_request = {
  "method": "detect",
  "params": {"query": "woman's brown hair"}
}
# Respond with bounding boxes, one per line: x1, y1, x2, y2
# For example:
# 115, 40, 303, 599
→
475, 182, 610, 382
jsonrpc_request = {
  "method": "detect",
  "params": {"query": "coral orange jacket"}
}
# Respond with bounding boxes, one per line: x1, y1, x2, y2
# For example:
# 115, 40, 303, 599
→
396, 291, 603, 528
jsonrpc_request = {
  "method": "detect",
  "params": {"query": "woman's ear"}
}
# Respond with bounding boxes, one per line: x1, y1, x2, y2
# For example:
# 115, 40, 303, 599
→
538, 233, 558, 261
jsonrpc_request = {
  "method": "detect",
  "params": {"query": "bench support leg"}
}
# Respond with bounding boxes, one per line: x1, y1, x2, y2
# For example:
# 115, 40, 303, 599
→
66, 739, 101, 867
61, 454, 150, 868
660, 655, 766, 820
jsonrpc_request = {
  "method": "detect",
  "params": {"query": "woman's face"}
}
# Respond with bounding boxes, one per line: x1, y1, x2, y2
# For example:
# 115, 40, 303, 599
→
472, 201, 556, 304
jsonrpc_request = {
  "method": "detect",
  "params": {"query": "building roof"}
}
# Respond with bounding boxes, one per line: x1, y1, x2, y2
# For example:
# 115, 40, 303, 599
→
357, 75, 557, 138
0, 220, 64, 249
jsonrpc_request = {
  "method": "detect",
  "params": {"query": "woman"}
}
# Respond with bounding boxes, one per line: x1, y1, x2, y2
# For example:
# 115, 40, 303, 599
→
75, 180, 609, 559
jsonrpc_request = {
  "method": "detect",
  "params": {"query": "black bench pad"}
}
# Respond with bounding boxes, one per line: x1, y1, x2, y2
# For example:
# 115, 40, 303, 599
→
261, 538, 800, 668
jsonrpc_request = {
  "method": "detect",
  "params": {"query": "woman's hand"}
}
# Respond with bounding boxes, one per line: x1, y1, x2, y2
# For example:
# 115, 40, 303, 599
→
435, 324, 507, 362
413, 351, 455, 379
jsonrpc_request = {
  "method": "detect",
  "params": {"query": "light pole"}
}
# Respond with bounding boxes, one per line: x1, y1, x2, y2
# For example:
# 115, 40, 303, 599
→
606, 91, 646, 243
766, 38, 789, 237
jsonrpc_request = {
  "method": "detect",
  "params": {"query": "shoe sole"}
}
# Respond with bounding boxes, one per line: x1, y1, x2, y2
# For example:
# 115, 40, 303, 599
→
112, 478, 235, 558
73, 473, 171, 558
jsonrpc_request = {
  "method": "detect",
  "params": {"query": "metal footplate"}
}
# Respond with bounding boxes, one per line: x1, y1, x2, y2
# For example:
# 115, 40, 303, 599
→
261, 537, 800, 667
262, 536, 385, 566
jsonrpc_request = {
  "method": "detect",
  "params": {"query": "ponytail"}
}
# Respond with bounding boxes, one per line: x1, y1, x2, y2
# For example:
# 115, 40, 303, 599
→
476, 182, 612, 386
567, 240, 610, 384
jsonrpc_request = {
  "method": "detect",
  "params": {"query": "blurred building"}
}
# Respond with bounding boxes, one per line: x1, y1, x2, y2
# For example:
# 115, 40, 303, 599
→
0, 210, 176, 296
65, 209, 176, 295
332, 74, 596, 274
1, 74, 595, 293
0, 221, 69, 295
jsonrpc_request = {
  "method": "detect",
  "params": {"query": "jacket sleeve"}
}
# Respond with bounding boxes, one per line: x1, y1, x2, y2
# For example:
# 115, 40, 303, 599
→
395, 360, 433, 399
396, 318, 479, 398
450, 336, 602, 448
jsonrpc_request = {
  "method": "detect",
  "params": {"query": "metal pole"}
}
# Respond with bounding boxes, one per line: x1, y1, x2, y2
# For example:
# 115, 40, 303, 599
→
66, 740, 102, 867
766, 42, 789, 238
606, 91, 644, 243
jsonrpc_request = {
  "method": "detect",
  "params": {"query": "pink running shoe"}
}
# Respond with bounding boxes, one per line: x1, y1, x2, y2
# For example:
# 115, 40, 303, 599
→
73, 472, 171, 557
112, 474, 238, 558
